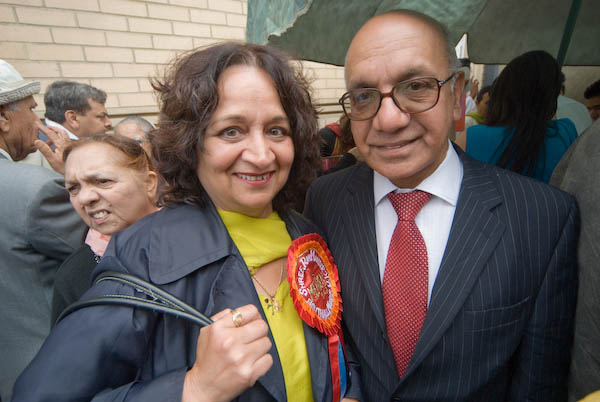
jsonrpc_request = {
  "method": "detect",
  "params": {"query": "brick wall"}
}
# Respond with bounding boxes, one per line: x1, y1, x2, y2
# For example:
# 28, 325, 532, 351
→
0, 0, 345, 126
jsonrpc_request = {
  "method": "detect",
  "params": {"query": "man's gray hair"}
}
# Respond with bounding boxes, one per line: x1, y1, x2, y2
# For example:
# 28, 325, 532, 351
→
1, 101, 20, 112
44, 80, 107, 123
114, 116, 155, 138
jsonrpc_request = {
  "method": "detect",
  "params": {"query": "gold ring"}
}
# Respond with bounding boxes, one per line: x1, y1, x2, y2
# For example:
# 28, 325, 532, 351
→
231, 310, 243, 328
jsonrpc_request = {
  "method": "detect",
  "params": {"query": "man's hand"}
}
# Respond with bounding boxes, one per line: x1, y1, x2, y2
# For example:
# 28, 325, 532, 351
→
34, 122, 73, 175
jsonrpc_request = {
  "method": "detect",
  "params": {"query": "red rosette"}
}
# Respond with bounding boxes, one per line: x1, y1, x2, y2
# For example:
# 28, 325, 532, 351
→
286, 233, 342, 337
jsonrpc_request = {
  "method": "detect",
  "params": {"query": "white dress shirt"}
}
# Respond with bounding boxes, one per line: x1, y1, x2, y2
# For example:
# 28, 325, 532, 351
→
45, 118, 78, 139
19, 119, 77, 170
374, 141, 463, 304
0, 147, 13, 161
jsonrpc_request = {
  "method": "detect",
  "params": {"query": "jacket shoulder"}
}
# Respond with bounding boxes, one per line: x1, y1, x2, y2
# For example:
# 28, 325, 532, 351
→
284, 209, 323, 238
470, 155, 577, 220
311, 162, 363, 191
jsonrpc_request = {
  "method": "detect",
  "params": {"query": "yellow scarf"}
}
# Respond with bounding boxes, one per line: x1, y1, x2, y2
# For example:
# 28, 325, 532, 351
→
218, 209, 314, 402
217, 210, 291, 272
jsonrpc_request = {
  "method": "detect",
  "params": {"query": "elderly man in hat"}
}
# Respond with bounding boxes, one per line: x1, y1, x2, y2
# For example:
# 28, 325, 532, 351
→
0, 60, 86, 401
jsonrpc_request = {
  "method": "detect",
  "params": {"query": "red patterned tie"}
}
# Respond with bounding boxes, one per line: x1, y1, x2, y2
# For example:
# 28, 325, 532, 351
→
383, 190, 432, 378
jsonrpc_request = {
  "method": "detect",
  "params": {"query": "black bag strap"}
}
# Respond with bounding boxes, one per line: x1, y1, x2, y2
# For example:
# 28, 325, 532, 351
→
56, 271, 213, 327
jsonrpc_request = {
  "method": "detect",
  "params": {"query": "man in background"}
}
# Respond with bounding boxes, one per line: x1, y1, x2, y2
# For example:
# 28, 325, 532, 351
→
551, 118, 600, 402
0, 60, 86, 401
557, 73, 592, 135
114, 116, 154, 155
21, 80, 112, 169
584, 79, 600, 121
43, 80, 111, 139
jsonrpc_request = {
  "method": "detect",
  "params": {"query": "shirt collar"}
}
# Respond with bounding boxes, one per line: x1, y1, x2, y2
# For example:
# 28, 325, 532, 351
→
374, 140, 463, 206
45, 118, 78, 140
0, 147, 13, 161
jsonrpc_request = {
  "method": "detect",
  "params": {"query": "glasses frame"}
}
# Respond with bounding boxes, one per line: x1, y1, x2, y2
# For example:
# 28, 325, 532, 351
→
339, 73, 456, 121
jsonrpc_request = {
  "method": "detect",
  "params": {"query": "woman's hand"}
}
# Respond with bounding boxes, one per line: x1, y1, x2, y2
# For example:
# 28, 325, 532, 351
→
182, 304, 273, 402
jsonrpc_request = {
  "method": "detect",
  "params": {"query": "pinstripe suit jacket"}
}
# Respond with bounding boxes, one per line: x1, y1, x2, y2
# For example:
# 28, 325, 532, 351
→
305, 147, 579, 402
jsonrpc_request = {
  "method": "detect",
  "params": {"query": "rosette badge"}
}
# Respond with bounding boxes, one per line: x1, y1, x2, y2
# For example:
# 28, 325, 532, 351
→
287, 233, 342, 337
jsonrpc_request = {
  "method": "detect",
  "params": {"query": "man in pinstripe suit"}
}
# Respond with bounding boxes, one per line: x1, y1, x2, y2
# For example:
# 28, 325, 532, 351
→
305, 10, 579, 402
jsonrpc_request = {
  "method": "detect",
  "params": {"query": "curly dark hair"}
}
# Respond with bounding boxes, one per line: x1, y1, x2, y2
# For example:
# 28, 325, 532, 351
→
150, 42, 320, 213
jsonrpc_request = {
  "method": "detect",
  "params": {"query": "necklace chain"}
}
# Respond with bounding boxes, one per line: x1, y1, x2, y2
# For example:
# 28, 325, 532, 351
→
252, 259, 285, 315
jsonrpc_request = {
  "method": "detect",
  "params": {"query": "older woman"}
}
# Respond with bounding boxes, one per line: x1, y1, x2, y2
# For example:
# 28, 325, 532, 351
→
50, 134, 159, 323
13, 43, 360, 402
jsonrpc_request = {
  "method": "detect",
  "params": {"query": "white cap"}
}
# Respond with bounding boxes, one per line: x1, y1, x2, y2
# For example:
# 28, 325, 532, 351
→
0, 59, 40, 106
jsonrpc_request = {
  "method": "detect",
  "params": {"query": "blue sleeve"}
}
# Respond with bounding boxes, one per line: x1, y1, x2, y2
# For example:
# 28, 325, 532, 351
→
556, 118, 578, 144
465, 125, 488, 161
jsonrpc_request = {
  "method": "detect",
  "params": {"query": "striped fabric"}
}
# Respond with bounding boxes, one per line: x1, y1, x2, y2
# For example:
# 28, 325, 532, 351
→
305, 147, 579, 402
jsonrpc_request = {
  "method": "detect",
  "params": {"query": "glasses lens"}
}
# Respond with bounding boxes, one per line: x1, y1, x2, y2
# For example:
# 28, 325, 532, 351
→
342, 89, 380, 119
393, 78, 439, 113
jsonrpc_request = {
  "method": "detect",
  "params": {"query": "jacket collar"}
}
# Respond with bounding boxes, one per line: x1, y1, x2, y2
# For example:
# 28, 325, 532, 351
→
145, 202, 329, 401
146, 202, 305, 284
147, 203, 232, 284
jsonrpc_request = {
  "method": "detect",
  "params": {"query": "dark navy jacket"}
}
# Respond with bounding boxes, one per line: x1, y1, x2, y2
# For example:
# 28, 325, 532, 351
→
13, 203, 361, 401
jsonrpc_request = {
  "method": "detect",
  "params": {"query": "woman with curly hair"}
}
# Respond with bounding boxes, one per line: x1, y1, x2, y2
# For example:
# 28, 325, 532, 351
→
13, 42, 360, 402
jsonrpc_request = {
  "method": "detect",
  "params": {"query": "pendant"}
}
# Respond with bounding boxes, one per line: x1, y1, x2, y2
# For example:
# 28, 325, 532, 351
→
272, 298, 282, 313
266, 297, 282, 315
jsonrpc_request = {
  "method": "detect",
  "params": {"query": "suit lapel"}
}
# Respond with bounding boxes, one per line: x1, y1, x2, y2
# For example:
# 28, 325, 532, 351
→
342, 164, 386, 331
304, 323, 328, 402
403, 152, 506, 380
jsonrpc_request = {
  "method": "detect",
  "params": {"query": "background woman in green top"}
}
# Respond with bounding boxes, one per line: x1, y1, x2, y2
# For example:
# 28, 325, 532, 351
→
13, 42, 361, 402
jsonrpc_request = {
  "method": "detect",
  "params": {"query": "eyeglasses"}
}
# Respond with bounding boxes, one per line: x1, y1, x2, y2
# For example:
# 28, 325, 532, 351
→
339, 73, 456, 121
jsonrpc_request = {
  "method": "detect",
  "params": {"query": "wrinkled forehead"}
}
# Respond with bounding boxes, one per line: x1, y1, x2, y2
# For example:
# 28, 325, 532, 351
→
67, 142, 130, 168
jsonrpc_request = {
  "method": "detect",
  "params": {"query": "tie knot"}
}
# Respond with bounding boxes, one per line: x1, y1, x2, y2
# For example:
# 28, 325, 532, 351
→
388, 191, 431, 221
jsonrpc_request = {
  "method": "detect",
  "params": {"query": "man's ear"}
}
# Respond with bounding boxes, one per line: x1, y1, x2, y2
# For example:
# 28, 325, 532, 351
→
64, 109, 79, 131
452, 72, 466, 121
0, 110, 10, 133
